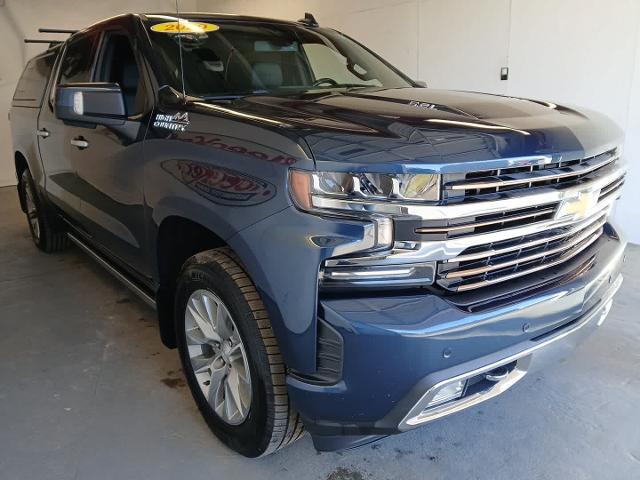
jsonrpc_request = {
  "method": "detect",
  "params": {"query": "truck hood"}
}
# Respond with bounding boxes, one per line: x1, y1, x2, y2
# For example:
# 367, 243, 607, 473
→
198, 87, 623, 172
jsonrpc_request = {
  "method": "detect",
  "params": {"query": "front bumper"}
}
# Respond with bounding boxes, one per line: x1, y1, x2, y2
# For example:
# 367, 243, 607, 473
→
285, 226, 626, 451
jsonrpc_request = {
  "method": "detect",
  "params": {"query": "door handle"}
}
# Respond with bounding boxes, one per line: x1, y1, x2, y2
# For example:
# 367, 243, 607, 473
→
70, 137, 89, 149
36, 129, 50, 138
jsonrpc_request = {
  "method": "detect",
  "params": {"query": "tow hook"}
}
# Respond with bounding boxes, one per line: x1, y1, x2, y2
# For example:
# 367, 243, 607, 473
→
484, 366, 511, 382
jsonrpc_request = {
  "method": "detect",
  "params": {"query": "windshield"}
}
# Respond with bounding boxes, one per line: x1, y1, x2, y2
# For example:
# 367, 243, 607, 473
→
144, 16, 413, 98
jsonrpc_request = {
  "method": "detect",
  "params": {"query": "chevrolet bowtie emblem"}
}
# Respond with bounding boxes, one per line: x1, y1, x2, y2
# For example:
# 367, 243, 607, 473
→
555, 188, 600, 220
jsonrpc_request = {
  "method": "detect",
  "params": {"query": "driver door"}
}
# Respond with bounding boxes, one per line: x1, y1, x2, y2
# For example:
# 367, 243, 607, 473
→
64, 25, 152, 281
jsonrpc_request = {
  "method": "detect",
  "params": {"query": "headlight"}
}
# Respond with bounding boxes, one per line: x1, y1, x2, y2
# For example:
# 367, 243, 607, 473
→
289, 169, 439, 289
289, 170, 441, 212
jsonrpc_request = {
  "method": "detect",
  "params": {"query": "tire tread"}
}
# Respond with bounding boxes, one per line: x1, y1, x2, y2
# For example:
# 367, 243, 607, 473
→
188, 247, 304, 456
20, 169, 69, 253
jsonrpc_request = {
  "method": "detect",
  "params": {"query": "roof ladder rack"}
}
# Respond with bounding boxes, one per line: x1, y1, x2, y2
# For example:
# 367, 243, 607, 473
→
38, 28, 78, 34
24, 39, 63, 45
24, 28, 76, 47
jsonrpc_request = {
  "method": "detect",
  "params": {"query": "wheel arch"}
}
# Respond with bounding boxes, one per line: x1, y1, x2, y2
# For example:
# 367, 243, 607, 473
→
149, 199, 302, 374
154, 214, 228, 348
14, 151, 30, 213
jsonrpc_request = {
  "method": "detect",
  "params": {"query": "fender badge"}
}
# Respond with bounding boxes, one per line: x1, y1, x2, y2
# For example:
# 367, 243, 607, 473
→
153, 112, 190, 132
408, 100, 437, 109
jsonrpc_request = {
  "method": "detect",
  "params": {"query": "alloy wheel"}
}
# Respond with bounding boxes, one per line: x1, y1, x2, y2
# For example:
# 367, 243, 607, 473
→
184, 289, 252, 425
22, 176, 40, 241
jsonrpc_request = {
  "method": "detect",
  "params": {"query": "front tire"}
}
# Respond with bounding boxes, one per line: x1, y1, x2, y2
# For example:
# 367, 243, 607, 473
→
19, 169, 68, 253
174, 247, 304, 457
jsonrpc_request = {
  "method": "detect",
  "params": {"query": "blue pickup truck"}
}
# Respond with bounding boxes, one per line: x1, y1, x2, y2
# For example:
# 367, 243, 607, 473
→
10, 12, 626, 457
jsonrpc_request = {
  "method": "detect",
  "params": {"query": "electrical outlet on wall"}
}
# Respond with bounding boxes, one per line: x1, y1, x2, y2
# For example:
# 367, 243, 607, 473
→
500, 67, 509, 81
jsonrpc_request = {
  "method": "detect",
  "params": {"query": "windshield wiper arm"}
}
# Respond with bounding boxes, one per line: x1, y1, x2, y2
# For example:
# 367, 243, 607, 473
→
201, 90, 270, 101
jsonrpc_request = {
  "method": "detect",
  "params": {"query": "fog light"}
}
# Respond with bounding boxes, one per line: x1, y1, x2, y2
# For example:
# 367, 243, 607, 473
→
427, 380, 466, 408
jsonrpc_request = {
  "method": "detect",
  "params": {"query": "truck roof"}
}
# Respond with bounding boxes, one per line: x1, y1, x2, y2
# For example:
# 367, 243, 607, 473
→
64, 12, 313, 42
138, 12, 305, 26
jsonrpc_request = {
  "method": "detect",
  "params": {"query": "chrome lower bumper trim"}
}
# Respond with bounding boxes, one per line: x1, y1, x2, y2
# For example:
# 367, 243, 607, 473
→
399, 273, 623, 429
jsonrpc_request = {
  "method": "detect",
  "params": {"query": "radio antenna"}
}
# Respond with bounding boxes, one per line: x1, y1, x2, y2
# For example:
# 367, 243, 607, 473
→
175, 0, 186, 100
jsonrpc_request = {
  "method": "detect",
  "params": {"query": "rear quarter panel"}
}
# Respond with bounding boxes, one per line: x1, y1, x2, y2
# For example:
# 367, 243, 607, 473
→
10, 105, 44, 188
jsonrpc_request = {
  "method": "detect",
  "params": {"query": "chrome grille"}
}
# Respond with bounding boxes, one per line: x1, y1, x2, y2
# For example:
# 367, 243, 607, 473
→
422, 147, 626, 292
316, 146, 625, 295
599, 174, 625, 202
415, 203, 558, 239
437, 212, 607, 292
443, 148, 619, 201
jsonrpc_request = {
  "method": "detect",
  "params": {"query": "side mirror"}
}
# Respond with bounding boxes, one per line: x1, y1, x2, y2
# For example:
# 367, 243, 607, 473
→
55, 83, 126, 125
414, 80, 427, 88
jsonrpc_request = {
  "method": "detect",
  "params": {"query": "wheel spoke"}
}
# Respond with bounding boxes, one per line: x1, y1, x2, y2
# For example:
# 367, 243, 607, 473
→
208, 364, 226, 401
216, 305, 234, 341
226, 367, 246, 416
224, 381, 238, 421
227, 344, 244, 364
202, 294, 217, 325
213, 380, 226, 418
192, 295, 211, 324
187, 302, 219, 342
233, 359, 251, 385
190, 352, 211, 374
185, 326, 207, 345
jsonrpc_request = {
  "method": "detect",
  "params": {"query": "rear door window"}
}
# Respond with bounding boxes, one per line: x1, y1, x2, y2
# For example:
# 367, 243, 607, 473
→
12, 51, 57, 107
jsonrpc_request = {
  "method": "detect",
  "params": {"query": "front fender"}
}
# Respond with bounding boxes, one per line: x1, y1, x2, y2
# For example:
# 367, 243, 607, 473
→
228, 207, 375, 375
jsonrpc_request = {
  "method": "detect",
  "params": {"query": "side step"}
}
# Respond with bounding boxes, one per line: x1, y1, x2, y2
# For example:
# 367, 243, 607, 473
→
67, 233, 156, 309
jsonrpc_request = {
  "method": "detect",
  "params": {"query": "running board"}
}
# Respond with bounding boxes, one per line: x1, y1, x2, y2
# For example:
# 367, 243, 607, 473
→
67, 233, 157, 309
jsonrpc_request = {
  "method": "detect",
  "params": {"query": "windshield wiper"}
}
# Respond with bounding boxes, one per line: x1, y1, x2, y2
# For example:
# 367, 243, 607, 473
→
316, 84, 377, 91
201, 90, 270, 102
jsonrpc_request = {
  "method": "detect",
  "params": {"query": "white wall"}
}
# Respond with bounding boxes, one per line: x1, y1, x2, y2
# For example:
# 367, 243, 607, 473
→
0, 0, 196, 187
198, 0, 640, 243
418, 0, 511, 94
626, 16, 640, 241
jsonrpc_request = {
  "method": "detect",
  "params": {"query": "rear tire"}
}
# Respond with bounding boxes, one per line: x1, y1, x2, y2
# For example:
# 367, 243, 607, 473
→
174, 247, 304, 457
19, 169, 68, 253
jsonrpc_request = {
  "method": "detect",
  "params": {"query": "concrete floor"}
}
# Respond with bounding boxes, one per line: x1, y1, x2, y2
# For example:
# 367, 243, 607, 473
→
0, 185, 639, 480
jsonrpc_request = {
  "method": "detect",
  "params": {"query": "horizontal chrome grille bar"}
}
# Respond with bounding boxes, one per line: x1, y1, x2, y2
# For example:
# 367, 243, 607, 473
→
441, 228, 602, 292
442, 217, 605, 280
599, 175, 625, 201
415, 205, 556, 235
445, 151, 618, 192
448, 212, 607, 263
